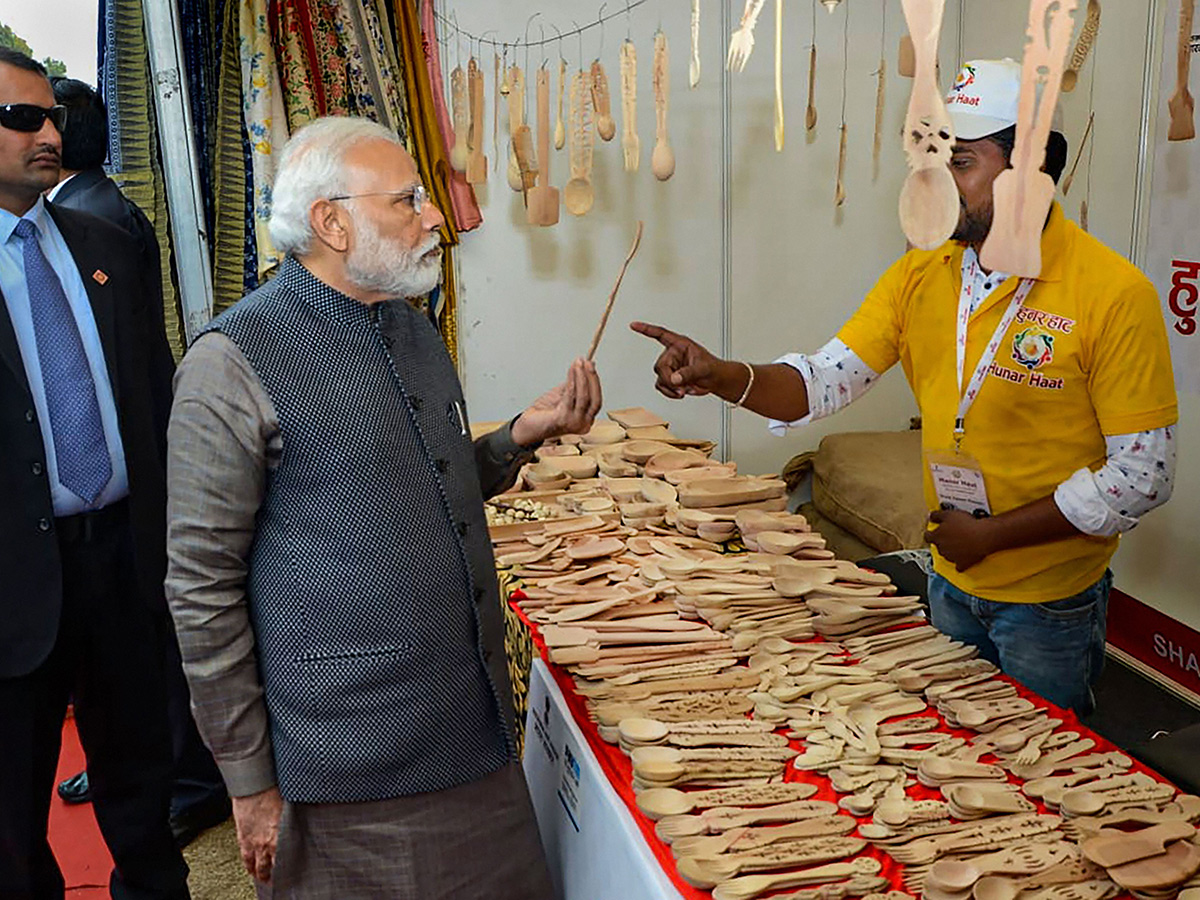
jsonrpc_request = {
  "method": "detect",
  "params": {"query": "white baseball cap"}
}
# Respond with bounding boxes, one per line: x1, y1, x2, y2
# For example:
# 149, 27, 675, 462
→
944, 58, 1063, 141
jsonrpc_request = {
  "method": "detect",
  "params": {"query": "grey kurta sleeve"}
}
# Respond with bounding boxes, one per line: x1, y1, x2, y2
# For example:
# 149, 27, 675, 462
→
165, 331, 280, 797
473, 418, 537, 499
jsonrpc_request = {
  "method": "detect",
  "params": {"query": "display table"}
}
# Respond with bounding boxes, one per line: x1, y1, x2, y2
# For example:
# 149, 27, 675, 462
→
523, 657, 686, 900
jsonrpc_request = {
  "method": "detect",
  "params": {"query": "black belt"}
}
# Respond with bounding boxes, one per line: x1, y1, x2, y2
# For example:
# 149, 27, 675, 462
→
55, 497, 129, 544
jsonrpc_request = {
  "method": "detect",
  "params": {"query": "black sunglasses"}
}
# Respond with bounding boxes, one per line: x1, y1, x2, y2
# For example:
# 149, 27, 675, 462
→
0, 103, 66, 133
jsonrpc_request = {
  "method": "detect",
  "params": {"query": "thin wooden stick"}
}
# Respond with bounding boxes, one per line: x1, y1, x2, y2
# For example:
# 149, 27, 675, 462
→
1061, 111, 1094, 195
587, 221, 645, 361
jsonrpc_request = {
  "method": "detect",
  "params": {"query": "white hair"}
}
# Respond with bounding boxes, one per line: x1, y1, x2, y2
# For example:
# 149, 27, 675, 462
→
268, 116, 404, 256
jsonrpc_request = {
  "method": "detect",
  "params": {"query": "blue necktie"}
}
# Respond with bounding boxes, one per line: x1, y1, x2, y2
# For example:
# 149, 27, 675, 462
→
15, 218, 112, 505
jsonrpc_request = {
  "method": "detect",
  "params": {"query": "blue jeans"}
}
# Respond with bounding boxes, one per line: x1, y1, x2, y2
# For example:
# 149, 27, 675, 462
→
927, 570, 1112, 715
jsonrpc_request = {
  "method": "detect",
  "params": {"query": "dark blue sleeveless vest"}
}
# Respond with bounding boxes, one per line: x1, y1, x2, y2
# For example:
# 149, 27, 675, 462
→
203, 258, 514, 803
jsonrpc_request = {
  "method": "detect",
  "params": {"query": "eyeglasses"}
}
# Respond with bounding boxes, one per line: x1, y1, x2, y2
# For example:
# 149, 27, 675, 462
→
0, 104, 66, 134
327, 184, 429, 215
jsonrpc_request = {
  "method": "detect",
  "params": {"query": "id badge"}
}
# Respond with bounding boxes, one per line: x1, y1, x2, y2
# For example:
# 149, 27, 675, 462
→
926, 448, 991, 518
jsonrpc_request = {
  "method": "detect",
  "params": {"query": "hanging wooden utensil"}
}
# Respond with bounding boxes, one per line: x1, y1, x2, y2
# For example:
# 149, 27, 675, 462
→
898, 34, 916, 77
982, 0, 1079, 276
450, 63, 469, 172
556, 57, 568, 150
1168, 0, 1196, 141
690, 0, 702, 87
872, 59, 887, 179
1079, 199, 1089, 231
806, 42, 818, 131
835, 124, 847, 206
493, 52, 502, 171
507, 64, 527, 192
466, 58, 487, 184
1062, 0, 1101, 91
621, 39, 640, 171
652, 31, 676, 181
513, 124, 537, 196
565, 69, 595, 215
897, 0, 958, 249
774, 0, 785, 151
592, 60, 617, 141
1061, 111, 1094, 194
588, 221, 644, 360
528, 67, 559, 226
728, 0, 767, 72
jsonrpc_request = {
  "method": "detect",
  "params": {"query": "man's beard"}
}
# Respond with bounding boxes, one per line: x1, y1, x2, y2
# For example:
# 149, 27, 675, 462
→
951, 197, 993, 244
345, 213, 442, 299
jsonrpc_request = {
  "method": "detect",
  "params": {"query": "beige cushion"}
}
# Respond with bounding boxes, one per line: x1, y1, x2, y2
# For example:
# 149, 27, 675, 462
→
811, 430, 927, 553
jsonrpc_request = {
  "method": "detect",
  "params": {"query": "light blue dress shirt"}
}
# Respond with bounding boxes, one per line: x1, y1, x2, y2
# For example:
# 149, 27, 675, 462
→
0, 197, 129, 515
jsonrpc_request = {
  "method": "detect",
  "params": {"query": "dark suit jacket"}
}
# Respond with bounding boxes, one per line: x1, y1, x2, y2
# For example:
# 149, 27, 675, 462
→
0, 203, 175, 678
52, 168, 161, 285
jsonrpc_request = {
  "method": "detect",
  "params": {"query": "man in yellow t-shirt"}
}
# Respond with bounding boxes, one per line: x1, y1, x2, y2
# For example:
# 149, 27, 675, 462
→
630, 59, 1178, 715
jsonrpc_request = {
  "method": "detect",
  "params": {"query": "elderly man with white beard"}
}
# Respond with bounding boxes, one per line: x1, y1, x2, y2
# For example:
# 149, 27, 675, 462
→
164, 117, 600, 899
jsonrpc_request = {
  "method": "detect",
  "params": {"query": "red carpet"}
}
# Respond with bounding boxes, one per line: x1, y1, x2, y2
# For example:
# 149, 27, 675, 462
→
49, 715, 111, 898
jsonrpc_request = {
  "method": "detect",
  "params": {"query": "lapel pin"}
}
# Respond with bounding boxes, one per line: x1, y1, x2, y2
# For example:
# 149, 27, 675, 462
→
92, 269, 109, 285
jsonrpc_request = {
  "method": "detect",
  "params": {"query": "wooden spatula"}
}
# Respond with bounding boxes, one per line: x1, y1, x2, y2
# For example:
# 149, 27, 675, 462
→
620, 39, 639, 171
981, 0, 1079, 276
466, 58, 487, 184
898, 0, 959, 249
1169, 0, 1196, 141
527, 67, 559, 226
449, 63, 469, 172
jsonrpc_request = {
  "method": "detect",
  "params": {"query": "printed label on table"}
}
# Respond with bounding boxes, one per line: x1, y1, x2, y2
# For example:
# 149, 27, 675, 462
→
557, 738, 583, 833
531, 691, 559, 766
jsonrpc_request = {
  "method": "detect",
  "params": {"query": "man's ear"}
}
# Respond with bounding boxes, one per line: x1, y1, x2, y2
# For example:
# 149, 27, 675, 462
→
309, 199, 350, 253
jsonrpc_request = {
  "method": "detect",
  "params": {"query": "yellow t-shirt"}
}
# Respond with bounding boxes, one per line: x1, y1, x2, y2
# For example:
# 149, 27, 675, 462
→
838, 203, 1178, 603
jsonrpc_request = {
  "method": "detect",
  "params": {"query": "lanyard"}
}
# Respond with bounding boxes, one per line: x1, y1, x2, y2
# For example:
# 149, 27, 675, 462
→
954, 256, 1037, 448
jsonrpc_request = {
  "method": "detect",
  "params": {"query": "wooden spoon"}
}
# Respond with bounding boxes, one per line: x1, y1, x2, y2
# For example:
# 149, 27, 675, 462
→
1061, 0, 1101, 91
1060, 112, 1094, 195
677, 837, 868, 890
564, 69, 595, 215
774, 0, 785, 151
710, 857, 883, 900
449, 63, 469, 172
466, 57, 487, 183
652, 31, 675, 181
636, 784, 824, 819
555, 57, 568, 150
898, 0, 958, 249
972, 855, 1106, 900
806, 42, 818, 130
981, 0, 1078, 276
834, 124, 848, 206
591, 60, 616, 141
587, 221, 644, 360
1168, 0, 1196, 141
690, 0, 702, 86
620, 39, 639, 171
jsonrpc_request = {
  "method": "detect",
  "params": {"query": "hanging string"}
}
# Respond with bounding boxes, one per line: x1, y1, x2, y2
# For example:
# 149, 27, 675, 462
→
839, 0, 850, 125
434, 0, 652, 50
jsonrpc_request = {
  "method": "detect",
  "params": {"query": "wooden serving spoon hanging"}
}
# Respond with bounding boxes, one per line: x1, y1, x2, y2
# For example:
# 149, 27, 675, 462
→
873, 57, 887, 178
806, 41, 818, 130
981, 0, 1079, 276
592, 60, 617, 141
527, 67, 559, 226
1168, 0, 1196, 141
507, 64, 527, 192
1062, 0, 1101, 91
690, 0, 701, 87
897, 0, 958, 249
652, 30, 676, 181
449, 63, 469, 172
493, 52, 501, 171
564, 69, 595, 215
621, 39, 639, 171
466, 57, 487, 183
555, 57, 568, 150
835, 124, 847, 206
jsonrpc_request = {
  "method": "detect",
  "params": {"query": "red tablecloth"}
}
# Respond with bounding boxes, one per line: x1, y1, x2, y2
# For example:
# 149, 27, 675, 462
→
509, 591, 1175, 900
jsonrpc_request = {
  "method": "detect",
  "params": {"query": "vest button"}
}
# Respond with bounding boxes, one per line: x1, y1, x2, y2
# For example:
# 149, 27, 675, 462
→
37, 517, 51, 532
457, 521, 469, 536
435, 459, 449, 473
31, 461, 44, 476
410, 395, 423, 410
25, 409, 35, 423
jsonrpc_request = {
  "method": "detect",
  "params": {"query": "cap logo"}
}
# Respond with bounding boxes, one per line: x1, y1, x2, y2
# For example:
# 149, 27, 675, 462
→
953, 65, 976, 92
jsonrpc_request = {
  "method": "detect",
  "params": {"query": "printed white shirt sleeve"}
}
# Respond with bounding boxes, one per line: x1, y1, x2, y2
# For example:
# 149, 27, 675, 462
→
1055, 426, 1176, 537
766, 338, 881, 436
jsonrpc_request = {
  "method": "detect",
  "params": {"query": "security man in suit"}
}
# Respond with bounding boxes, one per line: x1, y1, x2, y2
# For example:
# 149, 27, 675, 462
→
0, 48, 190, 899
47, 75, 231, 849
